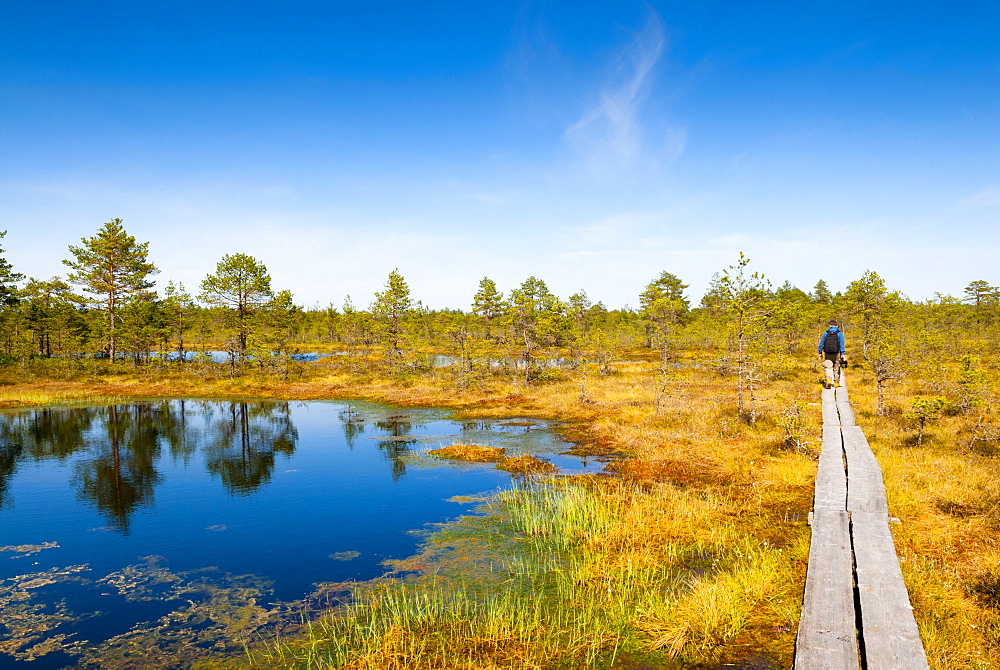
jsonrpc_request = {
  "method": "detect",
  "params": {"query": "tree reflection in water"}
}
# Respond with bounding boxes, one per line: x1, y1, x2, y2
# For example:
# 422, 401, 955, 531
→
339, 405, 365, 449
335, 406, 429, 481
374, 413, 417, 482
72, 405, 163, 534
0, 401, 301, 532
0, 406, 97, 510
203, 401, 298, 495
0, 437, 21, 511
0, 401, 460, 531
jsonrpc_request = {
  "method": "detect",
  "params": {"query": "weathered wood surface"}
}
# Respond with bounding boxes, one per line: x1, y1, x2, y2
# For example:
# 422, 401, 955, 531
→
822, 387, 841, 426
833, 384, 856, 425
852, 511, 930, 670
794, 509, 860, 670
837, 399, 856, 426
842, 426, 888, 515
814, 430, 846, 511
795, 372, 929, 670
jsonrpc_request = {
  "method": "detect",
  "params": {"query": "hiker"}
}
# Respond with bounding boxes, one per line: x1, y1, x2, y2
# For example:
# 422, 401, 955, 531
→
818, 320, 846, 389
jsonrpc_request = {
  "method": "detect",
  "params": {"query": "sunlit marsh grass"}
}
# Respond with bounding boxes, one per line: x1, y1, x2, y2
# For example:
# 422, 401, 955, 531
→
0, 387, 127, 408
8, 355, 816, 668
10, 336, 1000, 667
247, 471, 807, 668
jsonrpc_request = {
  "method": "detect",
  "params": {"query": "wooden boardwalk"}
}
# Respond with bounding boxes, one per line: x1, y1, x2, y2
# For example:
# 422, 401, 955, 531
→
794, 375, 930, 670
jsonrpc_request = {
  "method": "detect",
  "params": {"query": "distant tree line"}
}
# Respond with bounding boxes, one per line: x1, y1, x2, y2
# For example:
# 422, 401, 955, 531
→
1, 220, 998, 413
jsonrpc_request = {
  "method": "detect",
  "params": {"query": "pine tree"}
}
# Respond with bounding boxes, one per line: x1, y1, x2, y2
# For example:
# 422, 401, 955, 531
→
963, 280, 999, 325
341, 295, 360, 350
640, 271, 689, 319
845, 270, 901, 356
199, 253, 273, 362
639, 271, 689, 351
772, 281, 813, 353
506, 276, 564, 382
372, 269, 413, 364
246, 289, 299, 378
845, 270, 904, 415
699, 272, 728, 312
62, 219, 158, 360
0, 231, 25, 358
811, 279, 832, 304
20, 277, 79, 356
472, 277, 503, 340
963, 280, 995, 307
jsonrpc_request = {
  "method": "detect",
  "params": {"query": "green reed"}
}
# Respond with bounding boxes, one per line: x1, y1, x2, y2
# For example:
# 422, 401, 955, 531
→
245, 478, 800, 670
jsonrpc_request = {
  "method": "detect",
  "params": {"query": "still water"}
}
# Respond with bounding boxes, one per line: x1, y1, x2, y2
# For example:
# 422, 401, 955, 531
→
0, 400, 599, 668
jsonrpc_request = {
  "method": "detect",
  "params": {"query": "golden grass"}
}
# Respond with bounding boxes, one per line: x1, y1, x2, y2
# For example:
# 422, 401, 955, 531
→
494, 454, 557, 475
6, 355, 819, 668
428, 444, 507, 463
25, 351, 998, 668
172, 355, 817, 668
428, 445, 557, 474
0, 386, 131, 409
238, 473, 807, 669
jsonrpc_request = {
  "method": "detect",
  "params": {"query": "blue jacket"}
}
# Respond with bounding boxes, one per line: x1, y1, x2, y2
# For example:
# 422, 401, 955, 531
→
818, 326, 845, 354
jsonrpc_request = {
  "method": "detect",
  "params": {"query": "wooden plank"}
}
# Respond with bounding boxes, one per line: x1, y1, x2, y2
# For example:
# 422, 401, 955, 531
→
835, 375, 850, 396
814, 431, 847, 511
836, 398, 856, 426
837, 402, 856, 426
814, 452, 847, 510
834, 377, 855, 425
842, 426, 888, 515
801, 369, 930, 669
851, 511, 929, 670
841, 425, 876, 461
834, 382, 850, 401
822, 388, 841, 426
794, 509, 860, 669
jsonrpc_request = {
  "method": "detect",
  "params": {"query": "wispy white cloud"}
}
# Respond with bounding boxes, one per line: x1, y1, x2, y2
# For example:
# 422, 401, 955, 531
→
563, 11, 668, 174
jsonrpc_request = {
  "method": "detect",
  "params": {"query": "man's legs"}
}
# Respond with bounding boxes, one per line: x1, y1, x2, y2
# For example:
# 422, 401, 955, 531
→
824, 352, 841, 386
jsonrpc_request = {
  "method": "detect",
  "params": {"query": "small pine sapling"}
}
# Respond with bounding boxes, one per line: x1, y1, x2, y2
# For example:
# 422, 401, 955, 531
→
904, 397, 946, 446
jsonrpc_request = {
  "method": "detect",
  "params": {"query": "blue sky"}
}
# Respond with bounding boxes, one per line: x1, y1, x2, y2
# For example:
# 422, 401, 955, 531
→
3, 1, 999, 309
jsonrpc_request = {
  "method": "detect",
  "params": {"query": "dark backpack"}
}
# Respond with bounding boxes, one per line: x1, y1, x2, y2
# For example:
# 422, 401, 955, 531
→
823, 330, 840, 353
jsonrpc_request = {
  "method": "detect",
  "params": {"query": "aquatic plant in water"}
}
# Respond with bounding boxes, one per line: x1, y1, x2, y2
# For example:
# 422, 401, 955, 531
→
0, 562, 91, 661
0, 554, 283, 667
